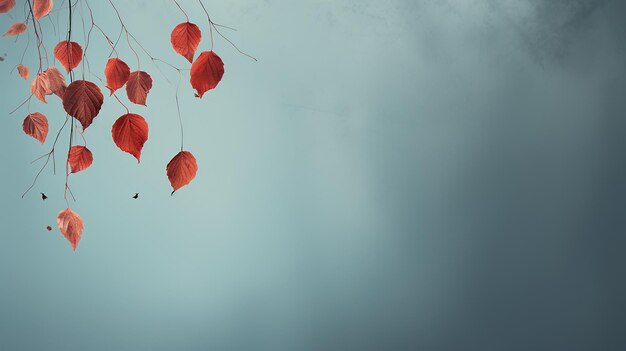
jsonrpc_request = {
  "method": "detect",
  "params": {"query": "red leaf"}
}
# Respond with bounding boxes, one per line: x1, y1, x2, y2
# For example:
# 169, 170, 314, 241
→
17, 64, 29, 80
126, 71, 152, 105
166, 151, 198, 194
4, 22, 26, 36
104, 58, 130, 95
171, 22, 201, 63
190, 51, 224, 98
68, 145, 93, 173
33, 0, 53, 20
0, 0, 16, 13
22, 112, 48, 144
56, 208, 83, 251
30, 73, 49, 103
43, 66, 66, 97
111, 113, 149, 162
54, 41, 82, 72
62, 80, 104, 130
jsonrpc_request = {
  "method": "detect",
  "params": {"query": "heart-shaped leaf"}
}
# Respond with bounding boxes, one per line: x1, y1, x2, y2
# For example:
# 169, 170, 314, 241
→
111, 113, 149, 162
54, 40, 83, 72
190, 51, 224, 98
56, 208, 83, 251
30, 73, 50, 103
68, 145, 93, 173
22, 112, 48, 144
166, 151, 198, 194
104, 58, 130, 95
126, 71, 152, 105
62, 80, 104, 130
171, 22, 201, 63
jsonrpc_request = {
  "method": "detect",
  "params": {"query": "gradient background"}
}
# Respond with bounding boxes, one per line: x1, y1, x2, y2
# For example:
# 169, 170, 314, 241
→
1, 0, 625, 350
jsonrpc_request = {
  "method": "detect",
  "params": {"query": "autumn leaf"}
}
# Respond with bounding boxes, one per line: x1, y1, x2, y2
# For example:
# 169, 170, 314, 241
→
104, 58, 130, 95
68, 145, 93, 173
190, 51, 224, 98
43, 66, 66, 97
111, 113, 148, 162
30, 73, 50, 103
0, 0, 16, 13
33, 0, 53, 20
56, 208, 83, 251
171, 22, 201, 63
166, 151, 198, 194
54, 41, 83, 72
126, 71, 152, 105
17, 64, 29, 80
22, 112, 48, 144
4, 22, 26, 36
62, 80, 104, 130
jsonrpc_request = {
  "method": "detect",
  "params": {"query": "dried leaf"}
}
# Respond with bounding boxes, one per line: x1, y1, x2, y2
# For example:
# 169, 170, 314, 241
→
30, 73, 50, 103
4, 22, 26, 36
33, 0, 53, 20
126, 71, 152, 105
43, 66, 66, 97
104, 58, 130, 95
0, 0, 16, 13
62, 80, 104, 130
54, 41, 82, 72
190, 51, 224, 98
22, 112, 48, 144
166, 151, 198, 194
56, 208, 83, 251
17, 64, 29, 80
111, 113, 148, 162
171, 22, 201, 63
68, 145, 93, 173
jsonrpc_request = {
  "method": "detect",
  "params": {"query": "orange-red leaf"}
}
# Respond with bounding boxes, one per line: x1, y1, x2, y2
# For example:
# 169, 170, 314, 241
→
33, 0, 53, 20
190, 51, 224, 98
166, 151, 198, 194
104, 58, 130, 95
4, 22, 26, 36
22, 112, 48, 144
17, 64, 29, 80
62, 80, 104, 130
126, 71, 152, 105
68, 145, 93, 173
111, 113, 148, 162
30, 73, 49, 103
171, 22, 201, 63
54, 41, 82, 72
43, 66, 66, 97
56, 208, 83, 251
0, 0, 16, 13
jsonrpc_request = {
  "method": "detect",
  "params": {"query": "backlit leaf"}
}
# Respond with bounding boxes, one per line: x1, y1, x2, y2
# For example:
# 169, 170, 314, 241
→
43, 66, 66, 97
0, 0, 16, 13
17, 64, 29, 80
68, 145, 93, 173
22, 112, 48, 144
111, 113, 149, 162
171, 22, 201, 63
190, 51, 224, 98
33, 0, 53, 20
166, 151, 198, 194
54, 40, 82, 72
104, 58, 130, 95
30, 73, 49, 103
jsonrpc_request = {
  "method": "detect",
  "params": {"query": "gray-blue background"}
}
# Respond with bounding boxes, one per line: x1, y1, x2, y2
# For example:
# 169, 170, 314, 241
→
1, 0, 625, 350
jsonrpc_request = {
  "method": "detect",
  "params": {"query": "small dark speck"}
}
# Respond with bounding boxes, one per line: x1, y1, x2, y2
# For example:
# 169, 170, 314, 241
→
132, 193, 139, 199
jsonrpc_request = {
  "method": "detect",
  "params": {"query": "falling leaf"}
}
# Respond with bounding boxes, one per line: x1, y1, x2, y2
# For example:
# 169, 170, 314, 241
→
30, 73, 49, 103
33, 0, 53, 20
104, 58, 130, 95
68, 145, 93, 173
17, 64, 29, 80
56, 208, 83, 251
43, 66, 66, 97
62, 80, 104, 130
190, 51, 224, 98
4, 22, 26, 36
111, 113, 148, 162
0, 0, 16, 13
22, 112, 48, 144
166, 151, 198, 194
54, 41, 82, 72
171, 22, 201, 63
126, 71, 152, 105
